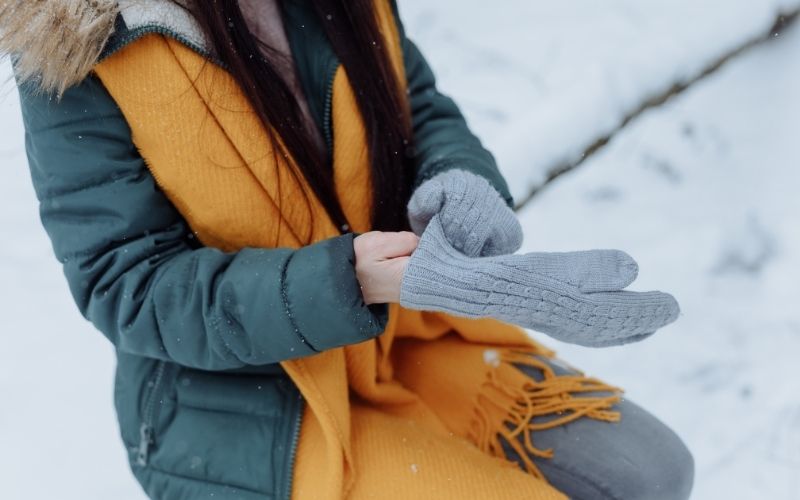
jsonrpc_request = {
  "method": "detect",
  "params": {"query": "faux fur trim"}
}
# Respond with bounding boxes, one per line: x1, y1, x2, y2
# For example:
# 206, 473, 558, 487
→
0, 0, 119, 96
0, 0, 207, 97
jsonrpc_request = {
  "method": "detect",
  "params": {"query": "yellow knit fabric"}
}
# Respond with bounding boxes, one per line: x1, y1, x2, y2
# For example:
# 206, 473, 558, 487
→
94, 3, 621, 498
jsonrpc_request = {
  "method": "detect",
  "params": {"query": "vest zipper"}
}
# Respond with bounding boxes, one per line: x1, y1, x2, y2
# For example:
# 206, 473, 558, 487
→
283, 395, 304, 500
322, 62, 338, 160
136, 360, 169, 467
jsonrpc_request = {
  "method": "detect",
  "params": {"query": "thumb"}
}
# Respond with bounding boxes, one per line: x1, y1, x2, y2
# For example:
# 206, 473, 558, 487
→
480, 207, 524, 257
407, 179, 445, 235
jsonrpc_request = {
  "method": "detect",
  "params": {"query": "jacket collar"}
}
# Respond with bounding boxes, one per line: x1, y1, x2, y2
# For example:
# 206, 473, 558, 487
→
113, 0, 209, 56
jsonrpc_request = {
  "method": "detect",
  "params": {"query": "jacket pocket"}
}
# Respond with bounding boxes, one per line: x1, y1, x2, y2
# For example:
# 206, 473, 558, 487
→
138, 366, 301, 496
174, 367, 295, 416
135, 360, 174, 467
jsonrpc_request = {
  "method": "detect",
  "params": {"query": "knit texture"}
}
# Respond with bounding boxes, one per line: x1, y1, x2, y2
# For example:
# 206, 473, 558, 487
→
93, 12, 575, 500
401, 214, 680, 347
408, 169, 523, 257
92, 2, 621, 497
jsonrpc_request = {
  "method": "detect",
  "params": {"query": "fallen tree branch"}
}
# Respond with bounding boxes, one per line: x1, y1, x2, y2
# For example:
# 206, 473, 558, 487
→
514, 10, 799, 210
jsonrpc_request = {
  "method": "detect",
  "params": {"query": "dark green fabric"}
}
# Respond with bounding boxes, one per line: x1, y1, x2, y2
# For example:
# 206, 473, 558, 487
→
19, 72, 380, 499
17, 2, 514, 498
392, 9, 515, 206
113, 352, 303, 499
281, 0, 514, 205
281, 0, 338, 156
21, 73, 386, 369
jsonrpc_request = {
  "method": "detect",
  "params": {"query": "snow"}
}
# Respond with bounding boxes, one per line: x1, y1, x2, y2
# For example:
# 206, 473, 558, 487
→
0, 85, 139, 497
515, 22, 800, 499
398, 0, 800, 200
1, 2, 798, 499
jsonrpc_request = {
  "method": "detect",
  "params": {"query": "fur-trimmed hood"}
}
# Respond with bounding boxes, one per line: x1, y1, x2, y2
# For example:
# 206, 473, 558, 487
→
0, 0, 204, 96
0, 0, 119, 96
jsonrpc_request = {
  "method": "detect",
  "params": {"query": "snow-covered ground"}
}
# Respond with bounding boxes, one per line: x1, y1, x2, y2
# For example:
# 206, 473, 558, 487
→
399, 0, 800, 198
516, 21, 800, 500
1, 2, 798, 499
0, 88, 139, 496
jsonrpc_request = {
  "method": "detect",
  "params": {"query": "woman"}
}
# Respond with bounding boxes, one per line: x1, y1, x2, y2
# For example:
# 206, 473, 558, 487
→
2, 0, 694, 498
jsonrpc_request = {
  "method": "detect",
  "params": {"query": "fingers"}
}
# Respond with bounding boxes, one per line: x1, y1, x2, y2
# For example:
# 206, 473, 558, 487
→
590, 289, 680, 314
354, 231, 420, 261
530, 289, 679, 348
579, 289, 681, 331
374, 231, 421, 259
354, 233, 419, 305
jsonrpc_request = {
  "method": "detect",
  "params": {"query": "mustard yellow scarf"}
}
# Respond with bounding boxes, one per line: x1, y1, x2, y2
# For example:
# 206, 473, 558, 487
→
94, 3, 619, 498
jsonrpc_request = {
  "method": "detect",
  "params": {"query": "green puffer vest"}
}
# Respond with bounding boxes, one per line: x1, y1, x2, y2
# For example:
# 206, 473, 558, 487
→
17, 0, 513, 498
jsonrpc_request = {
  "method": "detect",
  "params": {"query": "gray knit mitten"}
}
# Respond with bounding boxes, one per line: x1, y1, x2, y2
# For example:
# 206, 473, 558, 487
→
408, 170, 522, 257
400, 214, 680, 347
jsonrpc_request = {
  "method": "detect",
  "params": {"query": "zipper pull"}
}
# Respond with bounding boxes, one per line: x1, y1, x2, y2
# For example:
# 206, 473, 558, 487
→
136, 422, 153, 467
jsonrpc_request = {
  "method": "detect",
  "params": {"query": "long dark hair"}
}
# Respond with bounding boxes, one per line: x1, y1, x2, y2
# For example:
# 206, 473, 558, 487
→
184, 0, 413, 237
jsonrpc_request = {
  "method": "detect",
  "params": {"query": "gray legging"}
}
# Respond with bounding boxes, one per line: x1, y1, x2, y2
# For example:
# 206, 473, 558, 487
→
503, 357, 695, 500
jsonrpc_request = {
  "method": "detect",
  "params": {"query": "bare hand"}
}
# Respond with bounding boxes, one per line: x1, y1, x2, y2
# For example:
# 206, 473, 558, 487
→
354, 231, 419, 305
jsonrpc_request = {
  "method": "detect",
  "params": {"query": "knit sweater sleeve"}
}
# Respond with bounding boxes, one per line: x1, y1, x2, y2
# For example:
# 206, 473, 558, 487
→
17, 74, 387, 371
391, 2, 514, 207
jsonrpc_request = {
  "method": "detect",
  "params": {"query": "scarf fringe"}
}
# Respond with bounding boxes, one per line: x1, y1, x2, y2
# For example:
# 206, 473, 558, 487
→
468, 348, 622, 480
